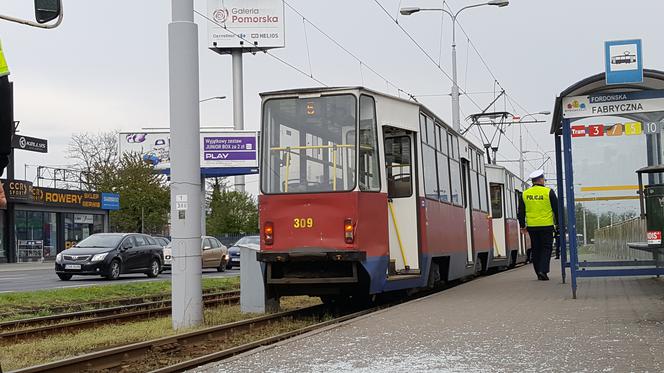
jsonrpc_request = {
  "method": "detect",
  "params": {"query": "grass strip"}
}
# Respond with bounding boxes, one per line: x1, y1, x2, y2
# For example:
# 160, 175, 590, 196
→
0, 296, 319, 371
0, 277, 239, 321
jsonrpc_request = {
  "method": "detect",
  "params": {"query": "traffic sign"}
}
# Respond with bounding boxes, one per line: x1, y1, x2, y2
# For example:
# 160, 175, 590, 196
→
605, 39, 643, 85
11, 134, 47, 153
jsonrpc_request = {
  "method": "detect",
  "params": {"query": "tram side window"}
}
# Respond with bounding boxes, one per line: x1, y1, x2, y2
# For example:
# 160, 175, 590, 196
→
490, 184, 503, 218
426, 116, 435, 147
437, 152, 451, 202
471, 169, 480, 210
385, 136, 412, 198
449, 159, 462, 205
423, 145, 438, 200
419, 114, 427, 144
359, 95, 380, 191
479, 174, 488, 212
439, 127, 448, 155
448, 133, 455, 159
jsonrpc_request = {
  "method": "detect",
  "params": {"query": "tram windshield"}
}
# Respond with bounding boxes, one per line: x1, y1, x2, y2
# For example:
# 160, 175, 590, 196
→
262, 95, 357, 193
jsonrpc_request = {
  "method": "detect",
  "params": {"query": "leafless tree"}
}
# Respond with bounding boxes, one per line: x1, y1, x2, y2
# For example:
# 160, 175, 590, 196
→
67, 131, 119, 189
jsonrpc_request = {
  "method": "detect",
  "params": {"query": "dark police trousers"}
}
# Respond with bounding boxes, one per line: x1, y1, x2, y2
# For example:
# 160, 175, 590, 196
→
528, 227, 554, 275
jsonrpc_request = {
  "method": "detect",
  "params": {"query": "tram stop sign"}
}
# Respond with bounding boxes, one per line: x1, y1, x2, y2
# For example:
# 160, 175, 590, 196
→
605, 39, 643, 85
11, 134, 48, 153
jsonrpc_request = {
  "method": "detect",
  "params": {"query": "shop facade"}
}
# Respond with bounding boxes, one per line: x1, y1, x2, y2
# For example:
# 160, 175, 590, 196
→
0, 180, 120, 263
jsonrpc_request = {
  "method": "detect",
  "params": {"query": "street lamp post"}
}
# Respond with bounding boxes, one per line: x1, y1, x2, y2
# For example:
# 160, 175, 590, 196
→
400, 0, 509, 132
516, 111, 551, 180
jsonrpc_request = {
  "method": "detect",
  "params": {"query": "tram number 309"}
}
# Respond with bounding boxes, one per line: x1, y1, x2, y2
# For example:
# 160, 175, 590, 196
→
293, 218, 314, 229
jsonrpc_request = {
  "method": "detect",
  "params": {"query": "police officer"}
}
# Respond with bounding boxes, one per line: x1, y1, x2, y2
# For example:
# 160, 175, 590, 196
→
517, 169, 558, 280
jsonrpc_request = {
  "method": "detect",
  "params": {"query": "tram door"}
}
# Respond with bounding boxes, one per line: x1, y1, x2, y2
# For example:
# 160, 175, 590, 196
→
384, 128, 420, 274
461, 160, 474, 263
516, 190, 527, 256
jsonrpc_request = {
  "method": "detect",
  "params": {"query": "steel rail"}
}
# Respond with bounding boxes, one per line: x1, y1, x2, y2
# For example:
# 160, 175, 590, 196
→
149, 307, 376, 373
9, 305, 328, 373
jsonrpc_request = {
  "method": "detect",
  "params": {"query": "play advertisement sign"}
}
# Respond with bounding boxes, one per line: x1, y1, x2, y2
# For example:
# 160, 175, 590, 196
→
202, 136, 257, 165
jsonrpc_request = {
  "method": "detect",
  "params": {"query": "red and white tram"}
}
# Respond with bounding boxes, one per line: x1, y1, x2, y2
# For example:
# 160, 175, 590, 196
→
257, 87, 528, 302
486, 164, 530, 269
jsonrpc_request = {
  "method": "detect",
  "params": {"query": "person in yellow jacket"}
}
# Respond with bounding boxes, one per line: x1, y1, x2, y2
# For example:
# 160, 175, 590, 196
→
0, 38, 10, 211
517, 169, 558, 281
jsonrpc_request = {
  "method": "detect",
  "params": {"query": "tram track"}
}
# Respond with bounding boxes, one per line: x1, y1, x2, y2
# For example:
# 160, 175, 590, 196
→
0, 290, 241, 340
9, 304, 337, 373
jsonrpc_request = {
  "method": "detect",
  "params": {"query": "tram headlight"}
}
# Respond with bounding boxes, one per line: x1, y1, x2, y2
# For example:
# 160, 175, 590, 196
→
264, 222, 274, 245
344, 218, 355, 244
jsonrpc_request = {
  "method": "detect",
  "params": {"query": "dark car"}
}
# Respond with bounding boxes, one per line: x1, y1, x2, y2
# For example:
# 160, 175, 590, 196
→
55, 233, 164, 281
226, 235, 259, 269
153, 236, 170, 248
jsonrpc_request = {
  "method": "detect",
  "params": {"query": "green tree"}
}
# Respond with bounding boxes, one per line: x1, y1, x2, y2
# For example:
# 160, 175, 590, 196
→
207, 181, 258, 235
97, 154, 170, 234
67, 131, 170, 234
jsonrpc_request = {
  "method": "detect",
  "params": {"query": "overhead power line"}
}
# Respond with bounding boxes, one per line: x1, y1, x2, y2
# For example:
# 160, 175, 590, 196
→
282, 0, 417, 101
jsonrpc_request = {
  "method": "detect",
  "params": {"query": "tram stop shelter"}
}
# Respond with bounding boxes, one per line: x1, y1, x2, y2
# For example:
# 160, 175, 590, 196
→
552, 69, 664, 298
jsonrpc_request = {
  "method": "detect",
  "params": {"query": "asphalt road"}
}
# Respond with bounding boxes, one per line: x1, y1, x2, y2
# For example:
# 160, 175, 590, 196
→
0, 267, 239, 293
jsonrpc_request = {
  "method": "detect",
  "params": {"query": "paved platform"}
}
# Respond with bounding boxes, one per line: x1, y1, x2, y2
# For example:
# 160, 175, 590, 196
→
193, 262, 664, 373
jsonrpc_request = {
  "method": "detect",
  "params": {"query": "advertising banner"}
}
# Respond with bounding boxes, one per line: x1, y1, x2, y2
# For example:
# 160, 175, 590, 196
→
207, 0, 285, 51
119, 131, 259, 176
1, 180, 119, 210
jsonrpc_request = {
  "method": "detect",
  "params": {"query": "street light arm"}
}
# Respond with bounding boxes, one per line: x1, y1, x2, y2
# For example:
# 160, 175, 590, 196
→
454, 2, 490, 19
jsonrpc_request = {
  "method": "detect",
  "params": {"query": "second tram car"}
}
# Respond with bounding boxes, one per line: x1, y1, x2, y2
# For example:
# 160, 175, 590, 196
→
257, 87, 529, 302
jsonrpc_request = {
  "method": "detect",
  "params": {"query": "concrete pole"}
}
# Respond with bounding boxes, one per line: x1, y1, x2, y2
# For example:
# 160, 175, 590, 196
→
168, 0, 203, 329
450, 19, 460, 133
232, 50, 245, 193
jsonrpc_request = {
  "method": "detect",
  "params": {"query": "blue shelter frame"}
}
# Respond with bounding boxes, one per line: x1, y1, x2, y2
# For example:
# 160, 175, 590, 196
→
551, 69, 664, 298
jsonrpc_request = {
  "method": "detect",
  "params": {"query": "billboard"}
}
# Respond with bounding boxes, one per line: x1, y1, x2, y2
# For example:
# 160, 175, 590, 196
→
119, 131, 259, 177
207, 0, 285, 52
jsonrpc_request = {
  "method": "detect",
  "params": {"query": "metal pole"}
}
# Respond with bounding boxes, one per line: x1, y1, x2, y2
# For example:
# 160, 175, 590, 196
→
562, 118, 578, 299
169, 0, 203, 329
519, 123, 524, 180
141, 206, 144, 234
450, 18, 460, 133
232, 50, 245, 193
555, 133, 567, 283
201, 176, 206, 236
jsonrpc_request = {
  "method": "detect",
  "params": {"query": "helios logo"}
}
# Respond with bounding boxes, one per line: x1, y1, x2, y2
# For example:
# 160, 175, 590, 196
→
212, 8, 229, 23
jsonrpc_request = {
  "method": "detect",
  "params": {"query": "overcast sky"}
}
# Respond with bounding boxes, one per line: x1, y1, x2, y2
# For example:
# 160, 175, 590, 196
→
2, 0, 664, 195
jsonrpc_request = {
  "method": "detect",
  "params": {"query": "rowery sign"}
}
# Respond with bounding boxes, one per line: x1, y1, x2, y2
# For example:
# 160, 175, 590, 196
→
207, 0, 285, 51
562, 89, 664, 119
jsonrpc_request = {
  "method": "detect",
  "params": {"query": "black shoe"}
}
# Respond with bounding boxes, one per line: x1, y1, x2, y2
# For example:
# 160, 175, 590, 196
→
542, 273, 550, 281
536, 273, 546, 280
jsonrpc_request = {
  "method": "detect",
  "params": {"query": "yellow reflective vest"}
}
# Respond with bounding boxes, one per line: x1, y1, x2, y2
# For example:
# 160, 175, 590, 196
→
522, 185, 554, 227
0, 39, 9, 77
